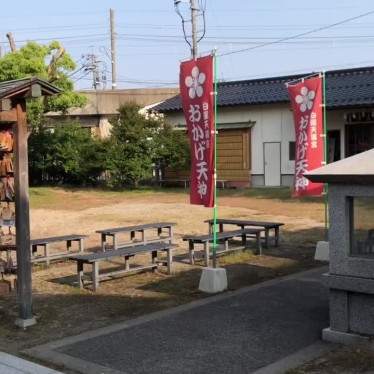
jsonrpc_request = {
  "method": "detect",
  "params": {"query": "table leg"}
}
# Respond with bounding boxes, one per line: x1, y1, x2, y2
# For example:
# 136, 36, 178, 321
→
113, 234, 118, 250
78, 238, 84, 253
241, 232, 247, 246
151, 250, 157, 271
67, 240, 72, 252
264, 229, 270, 249
167, 247, 173, 274
77, 261, 84, 289
189, 241, 195, 265
169, 225, 174, 244
92, 262, 99, 292
275, 227, 280, 247
208, 223, 212, 235
45, 243, 50, 266
204, 242, 210, 267
125, 256, 130, 270
256, 232, 262, 255
101, 234, 106, 251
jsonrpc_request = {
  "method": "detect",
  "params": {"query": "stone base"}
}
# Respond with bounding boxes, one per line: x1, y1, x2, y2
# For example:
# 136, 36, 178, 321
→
199, 267, 227, 293
315, 241, 329, 262
15, 316, 36, 328
323, 327, 374, 348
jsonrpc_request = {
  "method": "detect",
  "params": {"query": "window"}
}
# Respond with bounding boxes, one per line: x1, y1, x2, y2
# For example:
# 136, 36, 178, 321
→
289, 141, 295, 161
345, 124, 374, 157
349, 196, 374, 257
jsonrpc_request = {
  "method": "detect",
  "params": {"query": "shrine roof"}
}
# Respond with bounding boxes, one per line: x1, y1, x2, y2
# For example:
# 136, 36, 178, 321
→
0, 77, 60, 99
154, 65, 374, 112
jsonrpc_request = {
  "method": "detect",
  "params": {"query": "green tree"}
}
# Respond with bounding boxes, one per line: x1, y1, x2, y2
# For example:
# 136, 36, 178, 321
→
28, 120, 107, 185
0, 40, 87, 120
153, 122, 190, 171
107, 102, 190, 188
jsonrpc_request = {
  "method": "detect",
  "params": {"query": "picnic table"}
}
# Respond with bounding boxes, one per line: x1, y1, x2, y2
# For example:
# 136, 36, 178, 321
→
205, 219, 284, 248
96, 222, 176, 251
69, 242, 178, 291
30, 234, 88, 265
183, 228, 262, 267
0, 234, 88, 267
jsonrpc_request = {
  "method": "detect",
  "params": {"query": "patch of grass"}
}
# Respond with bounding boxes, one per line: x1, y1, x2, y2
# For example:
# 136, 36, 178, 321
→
218, 250, 257, 265
29, 187, 57, 208
286, 347, 374, 373
218, 187, 325, 204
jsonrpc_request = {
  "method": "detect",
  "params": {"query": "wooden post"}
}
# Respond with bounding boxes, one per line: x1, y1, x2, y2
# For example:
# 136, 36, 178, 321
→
14, 101, 35, 327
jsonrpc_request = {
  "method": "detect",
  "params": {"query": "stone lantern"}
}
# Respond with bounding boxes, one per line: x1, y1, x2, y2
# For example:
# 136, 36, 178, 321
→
305, 148, 374, 345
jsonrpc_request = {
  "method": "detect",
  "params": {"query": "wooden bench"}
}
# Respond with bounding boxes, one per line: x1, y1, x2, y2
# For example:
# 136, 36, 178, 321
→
183, 228, 262, 267
69, 242, 178, 291
96, 222, 175, 251
158, 179, 190, 188
30, 234, 88, 265
205, 219, 285, 248
217, 179, 228, 188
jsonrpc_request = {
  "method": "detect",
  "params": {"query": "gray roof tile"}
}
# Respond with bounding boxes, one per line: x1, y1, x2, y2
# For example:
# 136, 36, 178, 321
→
154, 66, 374, 112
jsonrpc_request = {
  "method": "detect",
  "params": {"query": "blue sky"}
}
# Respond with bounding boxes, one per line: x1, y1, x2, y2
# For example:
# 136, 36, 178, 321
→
1, 0, 374, 90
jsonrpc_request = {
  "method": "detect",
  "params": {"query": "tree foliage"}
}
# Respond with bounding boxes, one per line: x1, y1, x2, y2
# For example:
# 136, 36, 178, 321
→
28, 120, 108, 185
107, 102, 190, 188
0, 40, 87, 115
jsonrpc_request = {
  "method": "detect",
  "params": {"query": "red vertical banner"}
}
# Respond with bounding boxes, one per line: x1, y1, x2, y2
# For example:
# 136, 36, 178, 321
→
180, 56, 214, 207
287, 77, 325, 197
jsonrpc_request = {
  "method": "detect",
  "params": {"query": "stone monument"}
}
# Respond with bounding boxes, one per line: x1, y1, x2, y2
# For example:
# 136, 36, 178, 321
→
306, 148, 374, 345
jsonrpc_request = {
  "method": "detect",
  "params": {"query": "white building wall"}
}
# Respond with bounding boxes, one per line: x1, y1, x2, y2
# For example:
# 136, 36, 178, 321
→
281, 108, 295, 175
163, 106, 350, 187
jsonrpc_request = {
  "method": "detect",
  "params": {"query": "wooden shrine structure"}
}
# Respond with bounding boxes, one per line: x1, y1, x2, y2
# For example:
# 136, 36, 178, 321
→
0, 78, 60, 327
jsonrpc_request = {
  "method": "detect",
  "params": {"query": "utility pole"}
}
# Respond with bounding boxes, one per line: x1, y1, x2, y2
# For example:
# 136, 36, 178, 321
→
110, 8, 117, 90
6, 32, 16, 52
92, 55, 100, 89
174, 0, 205, 58
190, 0, 198, 59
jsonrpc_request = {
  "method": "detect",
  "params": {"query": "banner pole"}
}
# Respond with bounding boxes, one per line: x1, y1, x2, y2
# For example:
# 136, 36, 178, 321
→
212, 50, 218, 269
322, 71, 329, 241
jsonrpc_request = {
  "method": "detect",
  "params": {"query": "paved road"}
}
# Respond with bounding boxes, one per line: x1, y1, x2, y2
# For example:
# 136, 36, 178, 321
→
25, 266, 331, 374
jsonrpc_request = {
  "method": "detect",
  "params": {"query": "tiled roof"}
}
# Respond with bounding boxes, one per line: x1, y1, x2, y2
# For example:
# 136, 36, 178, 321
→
0, 77, 60, 99
154, 66, 374, 112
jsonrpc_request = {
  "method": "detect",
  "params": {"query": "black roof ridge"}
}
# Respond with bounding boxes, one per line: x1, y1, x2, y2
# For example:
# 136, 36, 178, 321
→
218, 65, 374, 87
153, 64, 374, 112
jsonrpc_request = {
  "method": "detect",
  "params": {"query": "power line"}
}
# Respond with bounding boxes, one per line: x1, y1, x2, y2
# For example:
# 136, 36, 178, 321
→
219, 9, 374, 57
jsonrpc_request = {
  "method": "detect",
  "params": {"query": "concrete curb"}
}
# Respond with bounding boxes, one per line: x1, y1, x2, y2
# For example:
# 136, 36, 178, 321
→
0, 351, 65, 374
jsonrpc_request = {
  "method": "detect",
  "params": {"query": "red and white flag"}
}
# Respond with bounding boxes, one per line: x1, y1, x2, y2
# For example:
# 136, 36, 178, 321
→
287, 77, 325, 197
180, 56, 214, 207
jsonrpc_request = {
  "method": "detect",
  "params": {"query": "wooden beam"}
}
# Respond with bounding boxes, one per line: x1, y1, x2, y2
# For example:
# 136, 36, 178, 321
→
23, 84, 42, 98
0, 109, 17, 122
14, 101, 35, 327
0, 99, 11, 111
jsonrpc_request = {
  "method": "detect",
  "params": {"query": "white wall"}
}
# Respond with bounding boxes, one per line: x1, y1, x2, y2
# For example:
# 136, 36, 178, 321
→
163, 106, 353, 186
281, 109, 295, 175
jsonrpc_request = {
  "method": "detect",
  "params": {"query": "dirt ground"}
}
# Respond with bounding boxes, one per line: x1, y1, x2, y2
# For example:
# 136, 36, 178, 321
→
0, 188, 371, 373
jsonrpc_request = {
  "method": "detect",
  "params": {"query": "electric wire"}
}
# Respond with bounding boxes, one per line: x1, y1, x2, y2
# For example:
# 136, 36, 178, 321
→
218, 9, 374, 57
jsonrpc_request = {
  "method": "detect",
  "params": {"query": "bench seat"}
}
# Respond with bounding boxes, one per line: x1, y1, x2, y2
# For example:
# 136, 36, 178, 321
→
96, 222, 175, 251
30, 234, 88, 265
205, 219, 285, 248
69, 242, 178, 291
157, 179, 190, 188
183, 228, 262, 267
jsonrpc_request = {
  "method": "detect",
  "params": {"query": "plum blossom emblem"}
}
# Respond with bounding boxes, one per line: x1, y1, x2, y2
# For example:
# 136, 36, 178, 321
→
185, 66, 206, 99
295, 86, 315, 112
